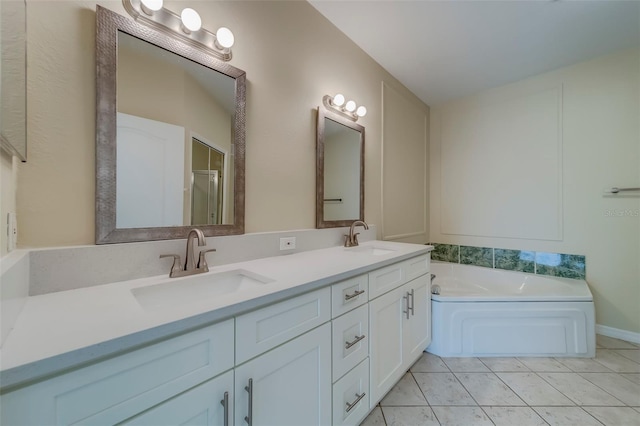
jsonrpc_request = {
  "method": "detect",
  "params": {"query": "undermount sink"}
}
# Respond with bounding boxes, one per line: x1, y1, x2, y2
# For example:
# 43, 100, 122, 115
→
344, 246, 396, 256
132, 269, 274, 310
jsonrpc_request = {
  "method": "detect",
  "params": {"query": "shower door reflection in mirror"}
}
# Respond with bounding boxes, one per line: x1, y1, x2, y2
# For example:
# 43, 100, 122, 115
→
191, 137, 230, 225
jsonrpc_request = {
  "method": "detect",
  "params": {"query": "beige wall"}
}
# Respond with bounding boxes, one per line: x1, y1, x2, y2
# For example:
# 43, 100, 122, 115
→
12, 0, 427, 248
382, 82, 429, 244
0, 151, 18, 256
430, 49, 640, 333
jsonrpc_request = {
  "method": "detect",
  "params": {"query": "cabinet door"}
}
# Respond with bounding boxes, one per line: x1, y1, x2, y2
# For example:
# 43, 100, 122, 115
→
234, 323, 331, 426
122, 370, 234, 426
368, 285, 406, 406
404, 274, 431, 365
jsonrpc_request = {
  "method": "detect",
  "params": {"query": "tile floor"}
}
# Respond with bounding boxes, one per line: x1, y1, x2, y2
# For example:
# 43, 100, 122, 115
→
361, 335, 640, 426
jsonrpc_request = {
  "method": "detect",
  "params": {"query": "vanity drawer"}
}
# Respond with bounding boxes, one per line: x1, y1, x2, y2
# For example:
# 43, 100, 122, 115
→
368, 261, 405, 300
235, 287, 331, 364
332, 358, 370, 426
331, 274, 368, 318
1, 320, 234, 426
332, 304, 369, 382
405, 253, 430, 281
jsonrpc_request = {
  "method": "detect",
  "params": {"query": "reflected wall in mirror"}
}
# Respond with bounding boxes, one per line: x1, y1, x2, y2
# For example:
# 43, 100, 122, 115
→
0, 0, 27, 161
96, 6, 246, 243
316, 106, 365, 228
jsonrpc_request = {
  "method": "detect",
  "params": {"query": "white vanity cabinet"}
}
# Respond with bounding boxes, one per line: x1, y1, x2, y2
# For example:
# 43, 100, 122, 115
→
234, 287, 332, 426
369, 255, 430, 406
331, 274, 368, 317
234, 323, 331, 426
0, 248, 432, 426
122, 370, 234, 426
0, 320, 235, 426
330, 274, 371, 426
332, 358, 370, 426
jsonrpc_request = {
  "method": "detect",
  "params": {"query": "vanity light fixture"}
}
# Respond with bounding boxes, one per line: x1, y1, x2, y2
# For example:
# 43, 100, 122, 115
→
215, 27, 235, 49
323, 94, 367, 121
180, 8, 202, 33
140, 0, 162, 15
122, 0, 235, 61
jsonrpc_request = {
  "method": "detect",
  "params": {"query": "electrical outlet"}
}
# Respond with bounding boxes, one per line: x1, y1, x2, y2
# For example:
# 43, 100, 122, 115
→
279, 237, 296, 251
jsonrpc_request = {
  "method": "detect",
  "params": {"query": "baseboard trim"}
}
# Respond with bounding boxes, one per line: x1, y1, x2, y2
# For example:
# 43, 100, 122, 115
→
596, 324, 640, 344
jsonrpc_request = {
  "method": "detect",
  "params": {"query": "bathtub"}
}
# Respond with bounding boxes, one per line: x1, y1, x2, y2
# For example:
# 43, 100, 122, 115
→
427, 262, 596, 358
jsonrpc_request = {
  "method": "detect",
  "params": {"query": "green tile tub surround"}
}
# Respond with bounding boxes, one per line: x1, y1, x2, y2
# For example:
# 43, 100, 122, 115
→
459, 245, 494, 268
535, 252, 586, 279
494, 249, 536, 273
430, 243, 459, 263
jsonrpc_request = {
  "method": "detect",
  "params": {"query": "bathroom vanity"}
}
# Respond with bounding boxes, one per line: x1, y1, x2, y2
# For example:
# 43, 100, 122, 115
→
0, 241, 431, 426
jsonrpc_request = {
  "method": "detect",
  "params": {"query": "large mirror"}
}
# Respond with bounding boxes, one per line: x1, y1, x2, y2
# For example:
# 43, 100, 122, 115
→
0, 0, 27, 161
96, 6, 246, 243
316, 106, 364, 228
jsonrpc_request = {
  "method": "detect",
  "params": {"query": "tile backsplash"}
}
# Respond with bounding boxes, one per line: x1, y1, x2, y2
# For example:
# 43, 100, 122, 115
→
430, 243, 586, 280
460, 245, 493, 268
431, 243, 459, 263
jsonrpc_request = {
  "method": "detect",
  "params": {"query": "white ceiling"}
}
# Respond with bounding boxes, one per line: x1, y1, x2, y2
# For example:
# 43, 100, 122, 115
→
309, 0, 640, 106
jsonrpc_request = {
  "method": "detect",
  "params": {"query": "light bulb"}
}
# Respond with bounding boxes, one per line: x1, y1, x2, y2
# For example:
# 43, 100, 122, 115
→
140, 0, 163, 15
181, 8, 202, 33
216, 27, 235, 49
345, 100, 356, 112
332, 94, 345, 107
356, 106, 367, 117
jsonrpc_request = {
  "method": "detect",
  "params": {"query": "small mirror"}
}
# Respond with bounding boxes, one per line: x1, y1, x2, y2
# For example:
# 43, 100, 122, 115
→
316, 106, 364, 228
0, 0, 27, 161
96, 6, 246, 243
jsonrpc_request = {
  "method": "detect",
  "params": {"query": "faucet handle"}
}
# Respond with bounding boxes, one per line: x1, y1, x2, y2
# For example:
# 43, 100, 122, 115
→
344, 233, 361, 247
160, 254, 183, 277
197, 249, 217, 272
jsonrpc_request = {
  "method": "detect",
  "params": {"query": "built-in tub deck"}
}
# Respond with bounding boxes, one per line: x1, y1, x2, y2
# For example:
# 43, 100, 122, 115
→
427, 262, 595, 358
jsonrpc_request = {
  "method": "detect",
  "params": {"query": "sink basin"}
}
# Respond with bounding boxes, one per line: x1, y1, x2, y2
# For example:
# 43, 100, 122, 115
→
132, 269, 274, 310
344, 246, 396, 256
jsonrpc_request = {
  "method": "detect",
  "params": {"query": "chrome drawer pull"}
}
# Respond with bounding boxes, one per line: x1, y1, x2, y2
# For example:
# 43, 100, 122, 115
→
403, 293, 410, 319
345, 334, 365, 349
345, 392, 366, 413
244, 378, 253, 425
220, 391, 229, 426
409, 289, 415, 316
344, 289, 365, 301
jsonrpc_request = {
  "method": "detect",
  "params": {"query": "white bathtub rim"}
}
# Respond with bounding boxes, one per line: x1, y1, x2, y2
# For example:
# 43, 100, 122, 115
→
430, 261, 592, 302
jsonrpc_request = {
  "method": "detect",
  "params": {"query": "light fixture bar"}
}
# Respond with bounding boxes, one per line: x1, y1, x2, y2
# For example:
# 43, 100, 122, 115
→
122, 0, 233, 61
322, 95, 366, 122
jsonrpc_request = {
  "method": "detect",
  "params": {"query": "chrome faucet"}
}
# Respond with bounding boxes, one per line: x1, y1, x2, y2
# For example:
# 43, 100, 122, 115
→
344, 220, 369, 247
185, 228, 206, 271
160, 228, 216, 278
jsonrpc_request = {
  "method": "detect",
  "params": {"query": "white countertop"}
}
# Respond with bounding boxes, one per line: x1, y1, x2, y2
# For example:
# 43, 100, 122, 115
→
0, 241, 431, 390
